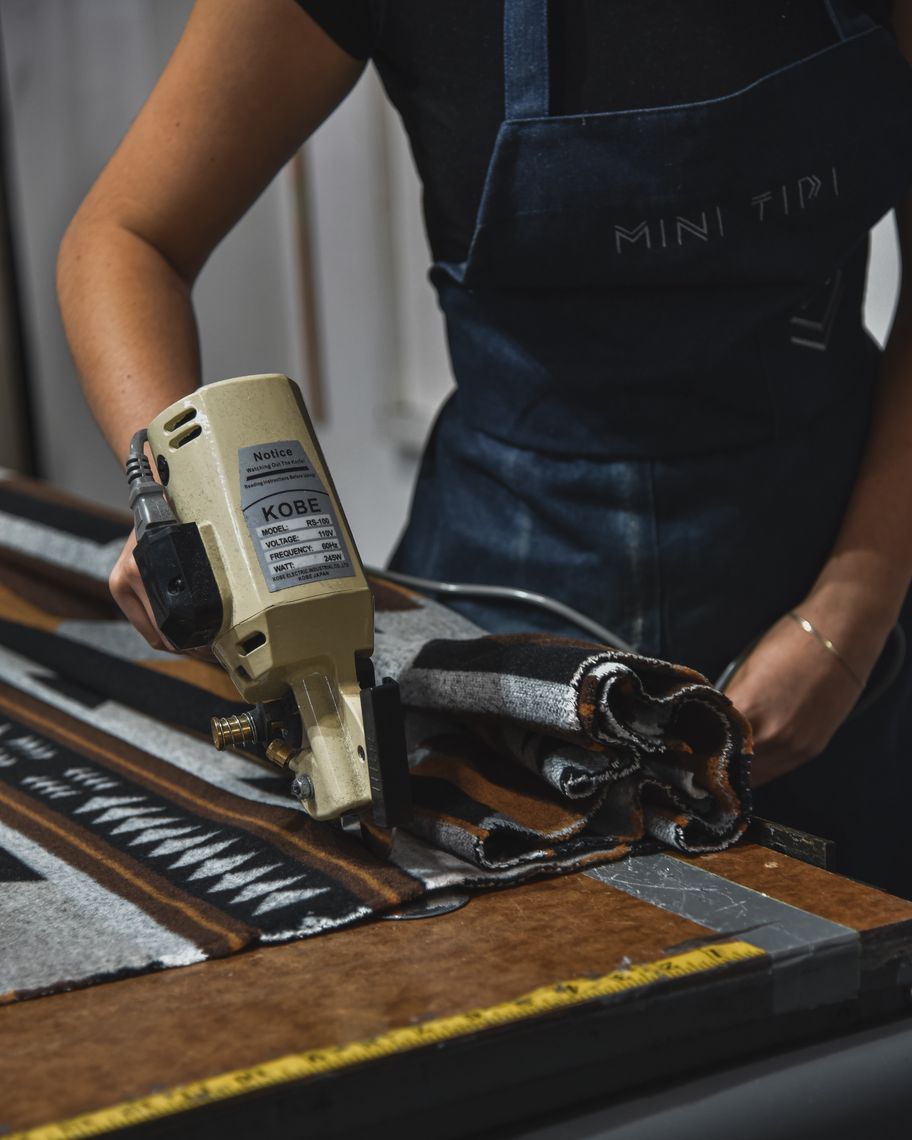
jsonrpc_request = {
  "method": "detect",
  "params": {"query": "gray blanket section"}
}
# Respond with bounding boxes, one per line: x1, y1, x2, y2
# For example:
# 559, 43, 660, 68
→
0, 818, 203, 997
0, 508, 123, 581
372, 595, 484, 678
400, 667, 580, 735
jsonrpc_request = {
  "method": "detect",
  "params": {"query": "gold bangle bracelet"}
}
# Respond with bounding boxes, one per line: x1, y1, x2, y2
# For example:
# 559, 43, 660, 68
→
787, 610, 865, 690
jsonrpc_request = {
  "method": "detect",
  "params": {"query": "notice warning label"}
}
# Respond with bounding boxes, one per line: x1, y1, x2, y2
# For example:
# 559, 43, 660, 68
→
239, 440, 355, 592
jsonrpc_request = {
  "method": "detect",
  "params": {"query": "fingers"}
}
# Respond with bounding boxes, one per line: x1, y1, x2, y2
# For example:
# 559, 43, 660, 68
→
743, 707, 831, 786
722, 611, 868, 788
109, 531, 172, 651
740, 687, 849, 787
749, 745, 815, 788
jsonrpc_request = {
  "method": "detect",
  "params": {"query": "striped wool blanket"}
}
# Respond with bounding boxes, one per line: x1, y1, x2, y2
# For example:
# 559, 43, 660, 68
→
0, 476, 750, 1001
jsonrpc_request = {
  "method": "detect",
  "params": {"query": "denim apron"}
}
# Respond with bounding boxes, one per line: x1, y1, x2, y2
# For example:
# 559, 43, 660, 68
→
390, 0, 912, 894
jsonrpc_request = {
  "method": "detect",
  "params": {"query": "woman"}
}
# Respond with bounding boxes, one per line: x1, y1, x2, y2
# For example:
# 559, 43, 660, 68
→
58, 0, 912, 897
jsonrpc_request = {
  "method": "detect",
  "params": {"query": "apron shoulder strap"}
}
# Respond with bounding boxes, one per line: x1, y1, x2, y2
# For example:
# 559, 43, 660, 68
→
503, 0, 551, 120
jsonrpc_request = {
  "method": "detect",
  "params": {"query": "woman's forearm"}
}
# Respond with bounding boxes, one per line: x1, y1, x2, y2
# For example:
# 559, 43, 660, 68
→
800, 218, 912, 666
56, 0, 363, 465
727, 267, 912, 783
809, 3, 912, 620
795, 10, 912, 659
54, 0, 363, 650
58, 218, 201, 461
809, 306, 912, 611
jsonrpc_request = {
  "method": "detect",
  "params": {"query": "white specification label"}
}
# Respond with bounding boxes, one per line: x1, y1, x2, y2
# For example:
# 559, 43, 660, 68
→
239, 440, 354, 591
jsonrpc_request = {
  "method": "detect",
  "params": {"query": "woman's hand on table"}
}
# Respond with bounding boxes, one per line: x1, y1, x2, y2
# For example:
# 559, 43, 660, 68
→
724, 590, 894, 787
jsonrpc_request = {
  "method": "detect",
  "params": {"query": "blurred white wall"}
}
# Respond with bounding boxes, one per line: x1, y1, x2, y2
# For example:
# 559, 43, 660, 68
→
0, 0, 451, 565
866, 212, 901, 346
0, 0, 902, 566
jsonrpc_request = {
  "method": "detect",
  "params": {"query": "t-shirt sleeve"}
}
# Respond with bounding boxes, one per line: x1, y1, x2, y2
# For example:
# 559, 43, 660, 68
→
296, 1, 375, 60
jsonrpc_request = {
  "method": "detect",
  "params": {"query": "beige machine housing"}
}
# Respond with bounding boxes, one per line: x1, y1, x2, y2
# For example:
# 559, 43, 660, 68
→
145, 374, 377, 820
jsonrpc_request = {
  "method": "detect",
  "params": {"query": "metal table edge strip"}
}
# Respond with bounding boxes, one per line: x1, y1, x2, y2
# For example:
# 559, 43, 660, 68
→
587, 853, 860, 1014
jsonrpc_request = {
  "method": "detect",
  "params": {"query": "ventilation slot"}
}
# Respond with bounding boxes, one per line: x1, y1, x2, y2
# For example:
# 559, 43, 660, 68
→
170, 425, 202, 449
238, 631, 266, 656
163, 407, 197, 432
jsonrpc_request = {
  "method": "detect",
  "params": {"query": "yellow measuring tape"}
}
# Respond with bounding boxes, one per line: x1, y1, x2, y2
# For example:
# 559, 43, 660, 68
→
13, 940, 764, 1140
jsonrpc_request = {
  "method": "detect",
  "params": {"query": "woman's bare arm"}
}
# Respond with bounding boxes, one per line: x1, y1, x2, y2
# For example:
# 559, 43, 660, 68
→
58, 0, 363, 461
57, 0, 363, 646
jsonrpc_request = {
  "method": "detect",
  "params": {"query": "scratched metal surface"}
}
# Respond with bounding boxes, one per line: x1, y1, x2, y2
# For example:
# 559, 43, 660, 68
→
588, 854, 859, 1011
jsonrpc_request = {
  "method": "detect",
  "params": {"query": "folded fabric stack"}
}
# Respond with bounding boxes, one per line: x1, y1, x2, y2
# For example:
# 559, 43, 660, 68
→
371, 579, 751, 872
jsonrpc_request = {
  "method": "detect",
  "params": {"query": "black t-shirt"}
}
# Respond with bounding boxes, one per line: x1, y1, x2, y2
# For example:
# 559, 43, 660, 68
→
297, 1, 894, 262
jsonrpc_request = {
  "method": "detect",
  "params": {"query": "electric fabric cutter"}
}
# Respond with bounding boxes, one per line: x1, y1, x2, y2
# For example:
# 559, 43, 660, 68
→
125, 373, 411, 829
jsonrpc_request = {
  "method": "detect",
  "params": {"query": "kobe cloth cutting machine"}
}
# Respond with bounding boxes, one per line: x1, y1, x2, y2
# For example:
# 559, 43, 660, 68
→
125, 373, 411, 829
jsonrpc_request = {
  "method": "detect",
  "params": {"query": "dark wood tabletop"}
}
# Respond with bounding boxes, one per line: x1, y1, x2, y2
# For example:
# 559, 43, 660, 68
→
4, 839, 912, 1140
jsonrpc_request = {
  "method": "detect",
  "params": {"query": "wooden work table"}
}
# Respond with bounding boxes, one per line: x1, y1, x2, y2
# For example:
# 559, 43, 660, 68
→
0, 478, 911, 1137
3, 839, 912, 1140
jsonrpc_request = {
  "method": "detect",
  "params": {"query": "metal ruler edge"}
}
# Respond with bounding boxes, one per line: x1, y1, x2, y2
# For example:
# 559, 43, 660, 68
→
10, 940, 766, 1140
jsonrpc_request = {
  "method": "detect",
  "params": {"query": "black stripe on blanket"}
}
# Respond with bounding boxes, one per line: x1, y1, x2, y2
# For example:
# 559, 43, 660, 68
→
0, 619, 246, 734
0, 711, 367, 935
0, 486, 130, 544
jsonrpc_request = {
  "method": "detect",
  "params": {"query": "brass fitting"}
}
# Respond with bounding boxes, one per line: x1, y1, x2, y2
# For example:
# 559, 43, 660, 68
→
211, 712, 257, 751
265, 740, 297, 769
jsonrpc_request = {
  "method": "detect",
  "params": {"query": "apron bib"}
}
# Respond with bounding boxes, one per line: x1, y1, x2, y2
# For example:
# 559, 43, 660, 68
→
394, 0, 912, 664
390, 0, 912, 890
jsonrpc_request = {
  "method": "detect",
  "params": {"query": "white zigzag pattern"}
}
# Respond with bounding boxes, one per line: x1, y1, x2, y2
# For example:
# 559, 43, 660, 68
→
64, 766, 120, 791
18, 753, 329, 918
110, 812, 182, 835
21, 774, 78, 799
75, 794, 145, 816
169, 838, 236, 870
206, 862, 281, 895
253, 886, 328, 917
10, 734, 57, 760
148, 830, 217, 858
129, 825, 199, 849
232, 874, 304, 906
187, 852, 253, 883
